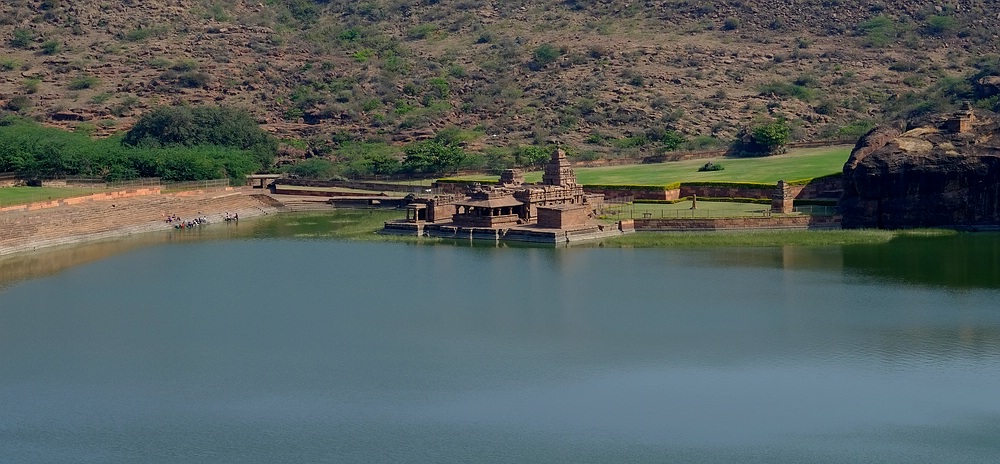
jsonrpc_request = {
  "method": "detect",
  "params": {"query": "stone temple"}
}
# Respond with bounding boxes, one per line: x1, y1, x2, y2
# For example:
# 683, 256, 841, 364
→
382, 147, 633, 243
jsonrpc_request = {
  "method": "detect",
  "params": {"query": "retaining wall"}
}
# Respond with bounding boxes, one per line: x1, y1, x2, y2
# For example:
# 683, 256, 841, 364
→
0, 187, 162, 213
634, 215, 842, 231
274, 179, 427, 193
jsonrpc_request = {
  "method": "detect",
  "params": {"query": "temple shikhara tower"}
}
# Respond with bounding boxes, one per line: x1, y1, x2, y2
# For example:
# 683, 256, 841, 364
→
382, 147, 631, 243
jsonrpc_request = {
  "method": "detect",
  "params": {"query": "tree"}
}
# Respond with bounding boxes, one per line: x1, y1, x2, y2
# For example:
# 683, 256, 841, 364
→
749, 120, 791, 155
401, 140, 466, 175
123, 105, 277, 168
512, 145, 549, 168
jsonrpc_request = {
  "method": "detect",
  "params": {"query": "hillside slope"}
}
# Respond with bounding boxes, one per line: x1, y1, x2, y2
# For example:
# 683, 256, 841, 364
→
2, 0, 999, 160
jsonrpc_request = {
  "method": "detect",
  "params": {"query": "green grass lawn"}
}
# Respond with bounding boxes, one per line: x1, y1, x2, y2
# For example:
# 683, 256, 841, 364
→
452, 145, 852, 185
602, 201, 773, 219
0, 187, 101, 207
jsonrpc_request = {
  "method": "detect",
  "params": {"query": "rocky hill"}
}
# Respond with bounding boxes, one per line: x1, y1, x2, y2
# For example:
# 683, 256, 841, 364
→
2, 0, 1000, 161
841, 106, 1000, 229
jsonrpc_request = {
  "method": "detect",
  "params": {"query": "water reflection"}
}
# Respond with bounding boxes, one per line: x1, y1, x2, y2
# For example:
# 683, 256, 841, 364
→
703, 233, 1000, 289
2, 216, 1000, 463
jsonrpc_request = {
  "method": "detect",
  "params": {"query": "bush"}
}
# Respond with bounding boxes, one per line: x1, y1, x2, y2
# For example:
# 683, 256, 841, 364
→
177, 71, 209, 88
123, 27, 164, 42
5, 95, 32, 112
814, 100, 837, 115
123, 105, 277, 167
698, 162, 724, 172
283, 158, 340, 179
10, 29, 34, 48
0, 58, 19, 71
757, 81, 815, 101
68, 75, 98, 90
531, 43, 561, 69
751, 120, 791, 152
856, 15, 896, 47
41, 40, 60, 55
835, 120, 876, 139
406, 24, 437, 40
732, 120, 790, 156
924, 15, 957, 37
22, 78, 40, 94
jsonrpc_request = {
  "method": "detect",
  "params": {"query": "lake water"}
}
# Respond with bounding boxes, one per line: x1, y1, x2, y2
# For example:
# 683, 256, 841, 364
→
2, 214, 999, 463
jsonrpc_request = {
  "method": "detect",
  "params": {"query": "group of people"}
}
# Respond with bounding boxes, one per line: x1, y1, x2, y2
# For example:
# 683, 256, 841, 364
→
164, 211, 239, 229
165, 213, 209, 229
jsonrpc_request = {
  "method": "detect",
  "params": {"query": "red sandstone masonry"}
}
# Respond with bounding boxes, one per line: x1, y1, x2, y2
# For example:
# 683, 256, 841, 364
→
679, 185, 773, 199
634, 215, 842, 231
0, 188, 162, 213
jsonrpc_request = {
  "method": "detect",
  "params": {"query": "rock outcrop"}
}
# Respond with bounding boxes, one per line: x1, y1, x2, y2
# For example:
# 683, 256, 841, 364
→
840, 108, 1000, 229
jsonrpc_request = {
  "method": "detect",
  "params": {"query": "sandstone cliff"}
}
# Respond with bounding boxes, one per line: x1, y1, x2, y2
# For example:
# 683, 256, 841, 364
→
840, 109, 1000, 229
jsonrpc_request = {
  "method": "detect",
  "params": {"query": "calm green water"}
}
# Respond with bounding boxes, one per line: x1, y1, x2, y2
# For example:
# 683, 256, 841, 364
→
1, 214, 999, 463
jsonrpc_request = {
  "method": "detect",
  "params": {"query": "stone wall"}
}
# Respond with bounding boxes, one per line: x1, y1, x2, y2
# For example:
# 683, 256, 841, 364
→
435, 177, 844, 204
0, 187, 162, 213
275, 178, 427, 193
680, 185, 773, 199
584, 187, 680, 201
634, 215, 841, 231
537, 205, 589, 229
792, 175, 843, 200
270, 185, 392, 197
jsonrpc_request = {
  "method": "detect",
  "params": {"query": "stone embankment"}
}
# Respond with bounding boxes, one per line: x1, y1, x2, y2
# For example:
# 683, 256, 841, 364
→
0, 189, 280, 257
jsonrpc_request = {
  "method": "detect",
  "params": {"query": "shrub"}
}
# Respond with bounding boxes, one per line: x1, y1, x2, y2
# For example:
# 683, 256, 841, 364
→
733, 120, 791, 156
751, 120, 791, 152
123, 27, 164, 42
531, 43, 561, 69
10, 29, 34, 48
283, 157, 340, 179
698, 162, 724, 172
613, 135, 649, 149
645, 128, 686, 150
41, 40, 61, 55
814, 100, 837, 115
22, 78, 40, 94
856, 15, 896, 47
89, 92, 113, 104
68, 75, 98, 90
924, 15, 957, 37
177, 72, 209, 88
0, 58, 19, 71
621, 68, 644, 86
406, 24, 437, 40
757, 81, 815, 101
170, 60, 198, 72
722, 17, 740, 31
109, 95, 140, 117
5, 95, 32, 112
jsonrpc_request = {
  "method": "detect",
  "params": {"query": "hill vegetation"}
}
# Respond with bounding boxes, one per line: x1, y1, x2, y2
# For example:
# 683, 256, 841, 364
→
2, 0, 1000, 175
0, 111, 271, 182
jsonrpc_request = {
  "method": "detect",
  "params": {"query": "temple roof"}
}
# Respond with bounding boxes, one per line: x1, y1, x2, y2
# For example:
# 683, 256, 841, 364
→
455, 196, 525, 208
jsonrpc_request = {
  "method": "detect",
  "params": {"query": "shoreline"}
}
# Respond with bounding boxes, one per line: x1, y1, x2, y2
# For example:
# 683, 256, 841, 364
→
0, 188, 280, 258
1, 189, 973, 259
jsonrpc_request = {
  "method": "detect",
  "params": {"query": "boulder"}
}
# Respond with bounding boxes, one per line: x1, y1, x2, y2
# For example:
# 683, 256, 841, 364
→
840, 109, 1000, 229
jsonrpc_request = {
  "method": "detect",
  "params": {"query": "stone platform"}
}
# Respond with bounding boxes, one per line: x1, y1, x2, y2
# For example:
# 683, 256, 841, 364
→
381, 221, 632, 244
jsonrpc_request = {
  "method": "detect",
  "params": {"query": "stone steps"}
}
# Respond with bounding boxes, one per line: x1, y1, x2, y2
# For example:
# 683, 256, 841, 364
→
0, 191, 277, 255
